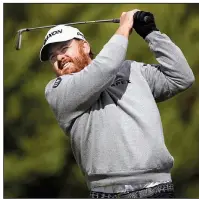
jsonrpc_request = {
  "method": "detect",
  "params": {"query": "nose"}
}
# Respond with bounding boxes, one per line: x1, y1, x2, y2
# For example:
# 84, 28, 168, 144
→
57, 54, 65, 62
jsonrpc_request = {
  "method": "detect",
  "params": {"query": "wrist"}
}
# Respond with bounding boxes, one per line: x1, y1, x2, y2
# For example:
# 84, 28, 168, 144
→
134, 23, 159, 39
115, 25, 131, 38
142, 27, 159, 39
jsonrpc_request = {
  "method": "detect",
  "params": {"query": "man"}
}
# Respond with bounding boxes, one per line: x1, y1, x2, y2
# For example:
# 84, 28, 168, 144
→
40, 10, 195, 198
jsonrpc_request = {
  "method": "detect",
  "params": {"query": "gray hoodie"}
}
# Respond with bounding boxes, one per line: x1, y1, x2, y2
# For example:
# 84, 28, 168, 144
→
45, 31, 195, 191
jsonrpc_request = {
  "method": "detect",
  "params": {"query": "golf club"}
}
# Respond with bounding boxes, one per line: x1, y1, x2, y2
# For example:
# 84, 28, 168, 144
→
15, 14, 152, 50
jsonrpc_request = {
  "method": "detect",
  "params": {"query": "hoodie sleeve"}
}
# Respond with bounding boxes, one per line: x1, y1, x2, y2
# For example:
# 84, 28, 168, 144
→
137, 31, 195, 102
45, 34, 128, 131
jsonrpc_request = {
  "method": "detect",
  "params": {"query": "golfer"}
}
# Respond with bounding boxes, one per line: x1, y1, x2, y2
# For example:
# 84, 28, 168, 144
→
40, 10, 195, 198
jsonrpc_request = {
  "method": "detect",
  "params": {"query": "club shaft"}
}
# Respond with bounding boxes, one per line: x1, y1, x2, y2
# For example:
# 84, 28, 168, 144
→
22, 19, 120, 32
15, 15, 152, 50
15, 18, 119, 50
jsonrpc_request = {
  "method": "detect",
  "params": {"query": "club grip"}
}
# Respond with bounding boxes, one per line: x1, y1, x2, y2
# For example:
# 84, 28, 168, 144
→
112, 12, 153, 24
16, 31, 22, 50
112, 18, 120, 23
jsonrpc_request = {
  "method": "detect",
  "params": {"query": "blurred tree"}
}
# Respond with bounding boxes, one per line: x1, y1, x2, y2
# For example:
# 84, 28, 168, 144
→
4, 3, 199, 198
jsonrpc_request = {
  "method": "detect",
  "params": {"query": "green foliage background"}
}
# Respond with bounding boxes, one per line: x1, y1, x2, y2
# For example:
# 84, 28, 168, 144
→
4, 3, 199, 198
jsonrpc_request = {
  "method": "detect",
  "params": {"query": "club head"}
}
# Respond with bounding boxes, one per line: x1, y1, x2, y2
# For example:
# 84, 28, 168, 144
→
16, 29, 28, 50
16, 30, 22, 50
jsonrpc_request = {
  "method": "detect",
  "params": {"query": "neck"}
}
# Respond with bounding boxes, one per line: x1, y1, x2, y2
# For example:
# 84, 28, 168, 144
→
88, 57, 92, 64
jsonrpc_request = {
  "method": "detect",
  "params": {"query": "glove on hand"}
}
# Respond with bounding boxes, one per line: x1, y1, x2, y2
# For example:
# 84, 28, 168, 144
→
133, 11, 159, 39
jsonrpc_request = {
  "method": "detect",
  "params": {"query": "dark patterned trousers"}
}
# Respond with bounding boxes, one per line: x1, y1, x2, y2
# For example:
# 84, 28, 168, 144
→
90, 182, 175, 198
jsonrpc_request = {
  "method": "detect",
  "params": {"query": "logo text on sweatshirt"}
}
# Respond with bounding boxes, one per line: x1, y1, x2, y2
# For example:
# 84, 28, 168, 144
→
53, 77, 62, 88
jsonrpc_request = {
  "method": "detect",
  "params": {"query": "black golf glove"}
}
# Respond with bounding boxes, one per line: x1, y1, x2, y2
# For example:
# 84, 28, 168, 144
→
133, 11, 159, 39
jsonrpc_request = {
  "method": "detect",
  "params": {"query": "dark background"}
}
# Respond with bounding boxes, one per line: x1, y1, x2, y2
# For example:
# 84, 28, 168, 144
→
4, 3, 199, 197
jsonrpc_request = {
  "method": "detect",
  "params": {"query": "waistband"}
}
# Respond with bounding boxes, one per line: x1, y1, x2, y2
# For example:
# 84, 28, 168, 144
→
91, 181, 171, 193
90, 182, 174, 198
88, 172, 172, 191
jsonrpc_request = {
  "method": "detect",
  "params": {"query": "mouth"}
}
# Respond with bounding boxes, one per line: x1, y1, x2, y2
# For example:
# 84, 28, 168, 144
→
61, 62, 73, 69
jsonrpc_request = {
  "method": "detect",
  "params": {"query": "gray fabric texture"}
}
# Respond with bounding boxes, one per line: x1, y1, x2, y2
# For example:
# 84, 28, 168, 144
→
45, 31, 195, 190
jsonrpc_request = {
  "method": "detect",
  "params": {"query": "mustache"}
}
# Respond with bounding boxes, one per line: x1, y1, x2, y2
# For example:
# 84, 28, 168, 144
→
58, 58, 73, 69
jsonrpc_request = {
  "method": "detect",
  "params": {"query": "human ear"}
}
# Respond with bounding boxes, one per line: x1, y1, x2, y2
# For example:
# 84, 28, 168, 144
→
82, 41, 90, 56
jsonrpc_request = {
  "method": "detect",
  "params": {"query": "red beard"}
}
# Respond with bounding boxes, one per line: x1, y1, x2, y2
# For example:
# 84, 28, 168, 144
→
56, 44, 91, 76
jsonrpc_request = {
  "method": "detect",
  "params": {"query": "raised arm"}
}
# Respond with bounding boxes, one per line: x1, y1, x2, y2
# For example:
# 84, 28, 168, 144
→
132, 11, 195, 102
45, 10, 138, 130
139, 31, 195, 102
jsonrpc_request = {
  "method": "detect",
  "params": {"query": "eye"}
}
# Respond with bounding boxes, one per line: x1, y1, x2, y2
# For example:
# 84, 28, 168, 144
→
50, 55, 55, 61
49, 54, 56, 62
61, 46, 69, 53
